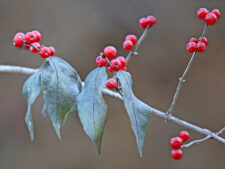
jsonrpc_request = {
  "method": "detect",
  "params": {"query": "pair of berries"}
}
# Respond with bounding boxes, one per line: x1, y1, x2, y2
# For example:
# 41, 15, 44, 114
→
123, 34, 137, 51
186, 37, 208, 53
12, 30, 55, 58
170, 131, 190, 160
197, 8, 221, 25
138, 15, 156, 29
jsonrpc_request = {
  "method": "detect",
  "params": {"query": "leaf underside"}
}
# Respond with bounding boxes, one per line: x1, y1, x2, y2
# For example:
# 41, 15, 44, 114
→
41, 56, 82, 139
23, 71, 41, 141
117, 70, 152, 157
77, 67, 108, 153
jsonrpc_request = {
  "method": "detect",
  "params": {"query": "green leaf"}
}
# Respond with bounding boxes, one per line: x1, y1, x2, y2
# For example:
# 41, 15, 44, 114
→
117, 70, 152, 157
77, 67, 108, 153
41, 56, 82, 139
23, 71, 41, 141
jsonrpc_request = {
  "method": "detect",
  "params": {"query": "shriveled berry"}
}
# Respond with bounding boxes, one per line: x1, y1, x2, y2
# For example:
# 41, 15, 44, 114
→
139, 17, 148, 29
106, 78, 117, 90
30, 42, 40, 53
179, 131, 190, 142
125, 34, 137, 45
49, 46, 55, 56
205, 13, 217, 25
196, 42, 206, 52
198, 37, 208, 46
186, 42, 197, 53
171, 149, 183, 160
117, 56, 126, 67
13, 35, 24, 47
189, 37, 198, 43
146, 15, 156, 26
212, 9, 221, 19
197, 8, 209, 19
121, 67, 127, 71
110, 59, 122, 71
96, 56, 107, 67
170, 137, 183, 149
32, 30, 41, 42
123, 40, 133, 50
25, 32, 37, 43
107, 66, 113, 72
40, 47, 50, 58
23, 44, 30, 50
103, 46, 117, 59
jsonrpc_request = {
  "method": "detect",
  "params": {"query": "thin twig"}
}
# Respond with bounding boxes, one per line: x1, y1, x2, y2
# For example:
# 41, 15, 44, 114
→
0, 65, 225, 146
166, 24, 208, 115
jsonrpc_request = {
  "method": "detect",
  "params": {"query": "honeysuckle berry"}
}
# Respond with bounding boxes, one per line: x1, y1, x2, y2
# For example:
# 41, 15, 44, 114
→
25, 32, 37, 44
171, 149, 183, 160
117, 56, 126, 67
110, 59, 122, 71
198, 37, 208, 46
40, 47, 50, 58
197, 8, 209, 19
212, 9, 221, 19
186, 42, 196, 53
96, 56, 107, 67
125, 34, 137, 45
179, 131, 190, 141
30, 42, 40, 53
15, 32, 25, 39
107, 66, 113, 72
121, 67, 127, 71
123, 40, 133, 50
196, 42, 206, 52
146, 15, 156, 26
189, 37, 198, 43
205, 13, 217, 25
106, 78, 117, 90
103, 46, 117, 59
23, 44, 30, 50
13, 35, 24, 47
32, 30, 41, 42
49, 47, 55, 56
138, 17, 148, 29
170, 137, 183, 149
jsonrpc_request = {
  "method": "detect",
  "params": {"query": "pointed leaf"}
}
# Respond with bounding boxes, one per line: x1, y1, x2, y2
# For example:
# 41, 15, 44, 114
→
23, 71, 41, 141
41, 56, 82, 139
78, 67, 108, 153
117, 70, 152, 157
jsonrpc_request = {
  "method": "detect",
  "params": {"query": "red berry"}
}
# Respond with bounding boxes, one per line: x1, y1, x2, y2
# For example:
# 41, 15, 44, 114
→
15, 32, 25, 38
186, 42, 197, 53
32, 30, 41, 42
107, 66, 113, 72
197, 8, 209, 19
30, 42, 40, 53
146, 15, 156, 26
125, 34, 137, 45
212, 9, 221, 19
171, 149, 183, 160
179, 131, 190, 142
205, 13, 217, 25
170, 137, 183, 149
121, 67, 127, 71
96, 56, 107, 67
106, 78, 117, 90
198, 37, 208, 46
23, 44, 30, 50
189, 37, 198, 43
49, 47, 55, 56
196, 42, 206, 52
123, 40, 133, 50
117, 56, 126, 67
138, 17, 148, 29
39, 47, 51, 58
13, 35, 24, 47
25, 32, 37, 44
103, 46, 117, 59
110, 59, 122, 71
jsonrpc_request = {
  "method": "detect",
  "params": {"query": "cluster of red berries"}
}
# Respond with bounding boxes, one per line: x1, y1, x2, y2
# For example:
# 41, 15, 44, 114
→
170, 131, 190, 160
197, 8, 221, 25
12, 30, 55, 58
138, 15, 156, 29
186, 37, 208, 53
123, 34, 137, 51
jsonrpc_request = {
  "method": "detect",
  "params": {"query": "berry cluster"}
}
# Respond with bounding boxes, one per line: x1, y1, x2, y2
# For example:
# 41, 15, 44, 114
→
186, 37, 208, 53
170, 131, 190, 160
123, 34, 137, 50
197, 8, 221, 25
138, 15, 156, 29
12, 30, 55, 58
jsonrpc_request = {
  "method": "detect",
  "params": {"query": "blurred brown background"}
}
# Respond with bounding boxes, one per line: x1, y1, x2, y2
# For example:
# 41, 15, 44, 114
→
0, 0, 225, 168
